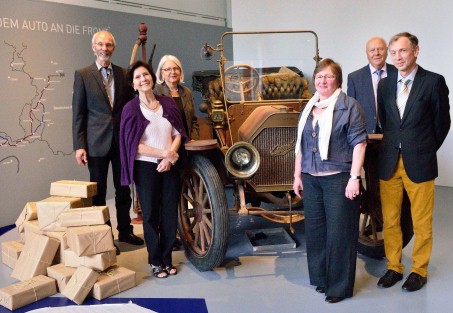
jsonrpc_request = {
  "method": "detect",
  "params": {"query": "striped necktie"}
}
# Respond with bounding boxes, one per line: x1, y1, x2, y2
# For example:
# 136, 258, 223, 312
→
375, 69, 383, 82
397, 79, 411, 118
374, 69, 384, 130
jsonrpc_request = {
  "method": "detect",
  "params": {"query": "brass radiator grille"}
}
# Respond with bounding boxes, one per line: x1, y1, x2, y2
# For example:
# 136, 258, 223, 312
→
250, 127, 296, 191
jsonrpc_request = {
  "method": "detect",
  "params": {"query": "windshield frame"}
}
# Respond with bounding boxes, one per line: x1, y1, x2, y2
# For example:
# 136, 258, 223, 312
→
217, 30, 321, 105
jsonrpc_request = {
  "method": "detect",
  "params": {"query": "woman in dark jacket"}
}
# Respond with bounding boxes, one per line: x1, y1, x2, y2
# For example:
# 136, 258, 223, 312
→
154, 55, 199, 140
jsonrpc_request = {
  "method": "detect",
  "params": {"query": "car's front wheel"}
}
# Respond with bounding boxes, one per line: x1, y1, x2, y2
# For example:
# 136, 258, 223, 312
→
178, 155, 229, 271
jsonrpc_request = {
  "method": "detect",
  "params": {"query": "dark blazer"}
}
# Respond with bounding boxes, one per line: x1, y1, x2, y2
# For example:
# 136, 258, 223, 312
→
154, 83, 200, 140
377, 66, 450, 183
347, 63, 397, 133
72, 63, 134, 157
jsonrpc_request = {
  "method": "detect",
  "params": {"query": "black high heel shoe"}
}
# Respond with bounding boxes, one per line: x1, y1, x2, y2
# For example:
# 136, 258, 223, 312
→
325, 296, 345, 303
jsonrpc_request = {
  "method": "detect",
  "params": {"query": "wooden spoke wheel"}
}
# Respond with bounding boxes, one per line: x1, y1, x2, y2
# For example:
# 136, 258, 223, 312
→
358, 186, 413, 259
178, 155, 229, 271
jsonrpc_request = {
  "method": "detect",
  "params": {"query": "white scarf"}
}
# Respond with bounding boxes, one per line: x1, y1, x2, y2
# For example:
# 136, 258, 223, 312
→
295, 88, 341, 160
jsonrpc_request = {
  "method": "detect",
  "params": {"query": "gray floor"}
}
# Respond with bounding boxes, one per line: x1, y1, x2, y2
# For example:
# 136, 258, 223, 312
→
1, 186, 452, 313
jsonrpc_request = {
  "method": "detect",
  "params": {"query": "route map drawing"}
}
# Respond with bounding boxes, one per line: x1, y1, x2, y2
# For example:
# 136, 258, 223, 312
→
1, 41, 71, 156
0, 34, 89, 225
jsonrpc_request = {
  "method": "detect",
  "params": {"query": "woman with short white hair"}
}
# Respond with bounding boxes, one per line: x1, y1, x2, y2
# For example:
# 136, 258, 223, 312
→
154, 55, 199, 140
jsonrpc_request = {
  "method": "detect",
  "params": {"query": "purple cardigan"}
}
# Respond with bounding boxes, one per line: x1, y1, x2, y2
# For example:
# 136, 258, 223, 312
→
119, 94, 189, 186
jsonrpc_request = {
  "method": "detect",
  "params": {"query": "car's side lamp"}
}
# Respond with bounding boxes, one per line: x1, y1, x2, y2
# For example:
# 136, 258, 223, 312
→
211, 100, 225, 128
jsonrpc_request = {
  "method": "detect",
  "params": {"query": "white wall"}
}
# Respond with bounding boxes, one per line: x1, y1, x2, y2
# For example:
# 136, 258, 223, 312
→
232, 0, 453, 187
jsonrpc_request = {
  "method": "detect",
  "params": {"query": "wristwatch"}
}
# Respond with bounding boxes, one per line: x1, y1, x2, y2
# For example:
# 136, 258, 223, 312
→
350, 175, 360, 180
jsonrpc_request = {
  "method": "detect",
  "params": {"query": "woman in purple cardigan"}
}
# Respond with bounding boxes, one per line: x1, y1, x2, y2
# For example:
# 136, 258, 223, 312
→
120, 60, 188, 278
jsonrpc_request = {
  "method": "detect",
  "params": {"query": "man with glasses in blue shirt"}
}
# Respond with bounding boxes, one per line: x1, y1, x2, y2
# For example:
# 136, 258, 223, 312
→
377, 32, 450, 292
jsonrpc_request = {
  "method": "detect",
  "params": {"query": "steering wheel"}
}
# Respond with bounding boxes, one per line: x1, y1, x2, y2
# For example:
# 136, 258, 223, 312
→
223, 64, 260, 95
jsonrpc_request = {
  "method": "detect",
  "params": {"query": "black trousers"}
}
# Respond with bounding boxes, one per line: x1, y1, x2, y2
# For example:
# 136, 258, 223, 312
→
87, 140, 132, 234
134, 160, 179, 267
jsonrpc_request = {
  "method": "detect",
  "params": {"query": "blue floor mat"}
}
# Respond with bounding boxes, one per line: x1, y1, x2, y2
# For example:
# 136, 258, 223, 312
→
0, 297, 208, 313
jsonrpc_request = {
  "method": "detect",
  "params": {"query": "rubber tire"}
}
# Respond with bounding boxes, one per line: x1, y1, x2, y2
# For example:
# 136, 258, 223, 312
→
358, 193, 413, 259
178, 155, 229, 271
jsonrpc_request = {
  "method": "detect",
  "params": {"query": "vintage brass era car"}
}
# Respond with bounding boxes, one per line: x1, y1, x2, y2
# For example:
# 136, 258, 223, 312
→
179, 30, 413, 271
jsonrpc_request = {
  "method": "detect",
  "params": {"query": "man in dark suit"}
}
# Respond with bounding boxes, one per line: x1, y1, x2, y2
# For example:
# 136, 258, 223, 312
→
348, 36, 397, 134
376, 32, 450, 292
72, 30, 144, 253
347, 37, 399, 222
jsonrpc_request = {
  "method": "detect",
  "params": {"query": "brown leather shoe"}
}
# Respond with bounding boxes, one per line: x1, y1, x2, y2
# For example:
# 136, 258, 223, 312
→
402, 272, 427, 292
377, 270, 403, 288
118, 232, 144, 245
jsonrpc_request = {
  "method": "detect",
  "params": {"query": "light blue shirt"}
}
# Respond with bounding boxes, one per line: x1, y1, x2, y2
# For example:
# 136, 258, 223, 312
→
369, 64, 388, 103
397, 65, 418, 95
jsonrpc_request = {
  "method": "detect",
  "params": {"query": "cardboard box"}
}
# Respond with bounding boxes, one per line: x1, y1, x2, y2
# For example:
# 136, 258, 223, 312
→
11, 232, 60, 281
0, 275, 57, 310
15, 202, 38, 233
20, 231, 25, 243
23, 220, 44, 242
1, 240, 24, 269
36, 196, 85, 231
58, 206, 110, 227
47, 263, 77, 292
61, 266, 99, 305
91, 266, 136, 300
64, 248, 116, 271
50, 180, 97, 198
81, 197, 93, 207
37, 196, 85, 208
67, 224, 114, 256
46, 231, 68, 264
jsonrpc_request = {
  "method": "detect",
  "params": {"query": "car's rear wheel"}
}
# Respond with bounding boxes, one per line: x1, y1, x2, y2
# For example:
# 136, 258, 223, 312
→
358, 191, 413, 259
178, 155, 229, 271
